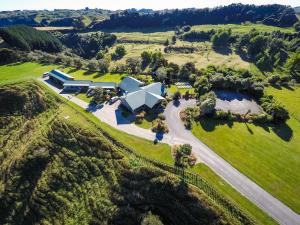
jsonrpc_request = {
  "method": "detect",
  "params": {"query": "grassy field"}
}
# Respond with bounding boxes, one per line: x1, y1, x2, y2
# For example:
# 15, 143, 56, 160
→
192, 86, 300, 214
191, 23, 295, 33
110, 41, 250, 70
34, 26, 73, 31
0, 62, 56, 85
0, 62, 125, 85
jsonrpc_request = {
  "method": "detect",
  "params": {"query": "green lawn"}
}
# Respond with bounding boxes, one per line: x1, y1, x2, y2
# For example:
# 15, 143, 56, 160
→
0, 62, 125, 85
74, 93, 92, 103
192, 86, 300, 214
59, 67, 125, 83
168, 84, 195, 95
192, 23, 295, 33
0, 62, 56, 85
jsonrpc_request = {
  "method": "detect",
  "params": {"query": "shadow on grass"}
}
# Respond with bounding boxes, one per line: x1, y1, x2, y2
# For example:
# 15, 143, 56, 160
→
83, 70, 96, 75
67, 68, 79, 73
198, 117, 293, 142
212, 46, 232, 55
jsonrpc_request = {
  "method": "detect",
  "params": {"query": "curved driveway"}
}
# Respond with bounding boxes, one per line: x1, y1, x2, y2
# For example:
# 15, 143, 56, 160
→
41, 79, 300, 225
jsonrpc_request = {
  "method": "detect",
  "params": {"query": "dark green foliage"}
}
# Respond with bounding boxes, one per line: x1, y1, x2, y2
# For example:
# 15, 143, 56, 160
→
211, 30, 232, 48
285, 52, 300, 81
60, 32, 116, 59
260, 95, 289, 122
199, 92, 217, 116
0, 48, 19, 64
0, 25, 62, 52
112, 45, 126, 60
93, 4, 297, 29
182, 30, 216, 42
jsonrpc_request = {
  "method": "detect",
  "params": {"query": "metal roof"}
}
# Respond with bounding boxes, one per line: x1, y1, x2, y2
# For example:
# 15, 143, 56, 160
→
63, 80, 92, 87
120, 79, 166, 111
119, 76, 144, 93
90, 82, 116, 89
49, 69, 74, 82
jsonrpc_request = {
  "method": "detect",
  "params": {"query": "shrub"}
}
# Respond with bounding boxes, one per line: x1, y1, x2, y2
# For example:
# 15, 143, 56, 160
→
173, 91, 181, 100
151, 119, 169, 133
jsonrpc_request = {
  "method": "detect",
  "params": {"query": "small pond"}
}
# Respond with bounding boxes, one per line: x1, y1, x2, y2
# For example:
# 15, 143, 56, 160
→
214, 90, 262, 114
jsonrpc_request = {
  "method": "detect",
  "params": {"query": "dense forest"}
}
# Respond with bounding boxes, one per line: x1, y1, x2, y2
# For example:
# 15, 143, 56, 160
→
59, 32, 117, 58
0, 25, 62, 52
0, 81, 233, 225
92, 4, 297, 29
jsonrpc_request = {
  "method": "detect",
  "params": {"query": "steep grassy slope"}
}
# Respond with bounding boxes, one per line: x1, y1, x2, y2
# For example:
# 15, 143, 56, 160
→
0, 81, 232, 225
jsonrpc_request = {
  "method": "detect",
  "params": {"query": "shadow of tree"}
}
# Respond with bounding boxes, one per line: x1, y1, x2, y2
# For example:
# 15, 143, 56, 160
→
198, 118, 293, 142
67, 68, 79, 73
212, 46, 232, 55
271, 122, 293, 142
198, 118, 233, 132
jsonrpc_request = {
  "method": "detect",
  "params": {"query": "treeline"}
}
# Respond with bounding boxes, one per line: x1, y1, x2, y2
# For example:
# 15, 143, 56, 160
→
93, 4, 297, 29
59, 32, 116, 59
0, 25, 62, 52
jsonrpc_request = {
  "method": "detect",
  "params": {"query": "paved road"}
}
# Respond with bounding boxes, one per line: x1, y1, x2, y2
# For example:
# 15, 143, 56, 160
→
41, 79, 300, 225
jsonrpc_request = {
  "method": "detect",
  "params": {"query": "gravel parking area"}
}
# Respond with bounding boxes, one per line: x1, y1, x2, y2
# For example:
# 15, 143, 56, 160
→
214, 90, 262, 114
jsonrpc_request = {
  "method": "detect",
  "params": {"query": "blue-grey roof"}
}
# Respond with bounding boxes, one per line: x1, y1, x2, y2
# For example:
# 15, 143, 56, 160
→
90, 82, 116, 89
120, 77, 166, 111
49, 69, 74, 82
63, 80, 92, 87
119, 76, 144, 93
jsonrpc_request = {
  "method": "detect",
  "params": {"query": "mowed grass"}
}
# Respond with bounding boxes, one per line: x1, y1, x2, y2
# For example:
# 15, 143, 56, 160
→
192, 86, 300, 213
191, 23, 295, 33
0, 62, 125, 85
0, 62, 56, 85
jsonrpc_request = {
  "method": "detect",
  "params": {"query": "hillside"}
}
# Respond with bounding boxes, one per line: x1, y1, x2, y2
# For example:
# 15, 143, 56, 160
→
0, 81, 235, 225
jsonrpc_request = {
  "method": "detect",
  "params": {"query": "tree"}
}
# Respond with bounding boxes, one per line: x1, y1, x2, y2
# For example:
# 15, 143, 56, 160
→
112, 45, 126, 60
87, 60, 98, 71
126, 57, 141, 74
73, 58, 83, 69
195, 76, 212, 95
247, 35, 267, 57
286, 52, 300, 81
173, 91, 181, 100
211, 30, 231, 48
164, 39, 169, 46
200, 98, 216, 116
73, 18, 86, 30
156, 67, 167, 81
98, 58, 110, 73
171, 35, 177, 44
141, 212, 163, 225
167, 62, 179, 82
0, 48, 18, 64
141, 51, 152, 68
92, 87, 105, 105
294, 21, 300, 32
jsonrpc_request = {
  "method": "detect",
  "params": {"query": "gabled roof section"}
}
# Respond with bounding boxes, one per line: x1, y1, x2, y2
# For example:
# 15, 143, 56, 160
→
121, 90, 146, 111
90, 82, 116, 89
141, 82, 166, 96
145, 92, 164, 108
49, 69, 74, 82
119, 76, 144, 93
63, 80, 92, 87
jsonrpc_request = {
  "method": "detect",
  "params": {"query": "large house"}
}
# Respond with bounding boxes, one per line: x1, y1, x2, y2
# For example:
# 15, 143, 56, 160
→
119, 76, 166, 112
